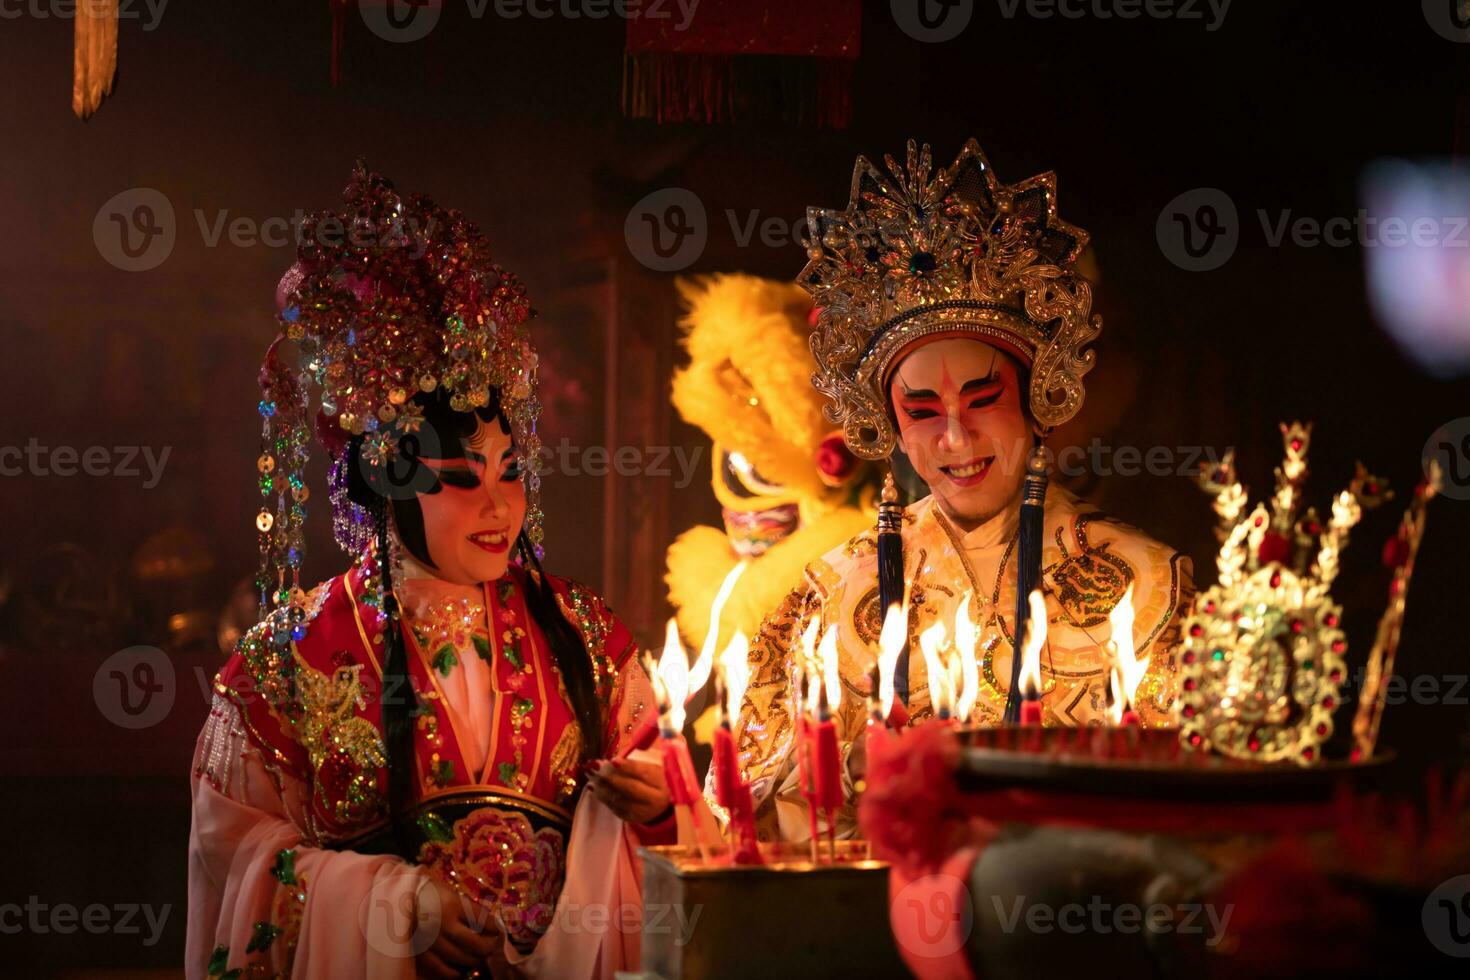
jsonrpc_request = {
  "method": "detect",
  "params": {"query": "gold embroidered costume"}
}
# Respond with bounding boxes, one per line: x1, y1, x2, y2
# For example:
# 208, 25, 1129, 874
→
711, 138, 1195, 841
734, 490, 1193, 839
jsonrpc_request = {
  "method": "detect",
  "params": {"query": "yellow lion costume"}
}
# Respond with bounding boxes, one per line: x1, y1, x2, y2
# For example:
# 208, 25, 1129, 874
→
665, 274, 878, 659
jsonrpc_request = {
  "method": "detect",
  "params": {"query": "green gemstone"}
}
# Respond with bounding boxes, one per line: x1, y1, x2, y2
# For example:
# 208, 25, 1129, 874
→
271, 848, 298, 885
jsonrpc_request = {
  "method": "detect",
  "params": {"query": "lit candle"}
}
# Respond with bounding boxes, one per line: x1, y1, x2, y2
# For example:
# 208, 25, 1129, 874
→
712, 630, 748, 808
713, 631, 763, 865
812, 626, 843, 860
918, 620, 951, 721
953, 594, 980, 724
1106, 585, 1145, 727
648, 620, 713, 860
619, 562, 747, 759
877, 602, 909, 729
795, 618, 823, 860
1019, 589, 1047, 728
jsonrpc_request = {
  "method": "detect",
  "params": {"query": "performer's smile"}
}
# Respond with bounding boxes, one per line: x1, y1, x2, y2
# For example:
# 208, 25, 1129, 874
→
467, 529, 512, 553
940, 455, 994, 487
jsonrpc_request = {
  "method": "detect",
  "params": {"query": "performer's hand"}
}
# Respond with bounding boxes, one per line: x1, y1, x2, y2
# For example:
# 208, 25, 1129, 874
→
415, 876, 503, 980
588, 758, 672, 825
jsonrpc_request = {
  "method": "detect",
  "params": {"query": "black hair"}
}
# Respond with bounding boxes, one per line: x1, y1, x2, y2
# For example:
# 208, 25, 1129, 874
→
344, 388, 602, 856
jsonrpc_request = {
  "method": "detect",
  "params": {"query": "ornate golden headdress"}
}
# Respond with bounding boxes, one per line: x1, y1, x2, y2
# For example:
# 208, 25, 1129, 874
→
1176, 423, 1438, 766
799, 139, 1099, 459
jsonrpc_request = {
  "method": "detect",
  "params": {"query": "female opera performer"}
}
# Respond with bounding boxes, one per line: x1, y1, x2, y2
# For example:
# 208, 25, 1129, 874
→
186, 168, 671, 979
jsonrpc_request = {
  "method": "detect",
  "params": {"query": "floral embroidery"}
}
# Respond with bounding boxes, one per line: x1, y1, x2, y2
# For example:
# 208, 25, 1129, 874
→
558, 583, 620, 710
206, 945, 237, 978
245, 921, 281, 954
412, 595, 488, 653
418, 808, 567, 951
430, 754, 456, 787
491, 578, 536, 792
204, 848, 308, 979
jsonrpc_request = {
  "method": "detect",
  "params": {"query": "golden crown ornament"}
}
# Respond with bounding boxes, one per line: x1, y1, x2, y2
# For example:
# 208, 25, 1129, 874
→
799, 139, 1099, 459
1178, 423, 1399, 765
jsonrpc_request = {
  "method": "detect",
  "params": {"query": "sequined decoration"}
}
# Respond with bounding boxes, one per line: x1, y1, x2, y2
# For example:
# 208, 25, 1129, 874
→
496, 577, 535, 792
328, 454, 374, 557
252, 164, 550, 619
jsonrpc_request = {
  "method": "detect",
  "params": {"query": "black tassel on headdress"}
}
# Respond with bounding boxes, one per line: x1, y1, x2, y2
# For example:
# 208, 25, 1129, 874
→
876, 470, 910, 706
1003, 440, 1049, 724
374, 501, 419, 859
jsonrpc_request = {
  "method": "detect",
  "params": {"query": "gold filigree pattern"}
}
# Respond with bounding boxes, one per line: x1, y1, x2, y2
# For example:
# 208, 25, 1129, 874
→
547, 722, 582, 805
801, 139, 1098, 459
1049, 542, 1133, 628
295, 653, 387, 824
1182, 423, 1387, 765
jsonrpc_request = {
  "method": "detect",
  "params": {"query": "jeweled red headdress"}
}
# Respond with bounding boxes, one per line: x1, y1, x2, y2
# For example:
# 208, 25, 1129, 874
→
254, 165, 542, 613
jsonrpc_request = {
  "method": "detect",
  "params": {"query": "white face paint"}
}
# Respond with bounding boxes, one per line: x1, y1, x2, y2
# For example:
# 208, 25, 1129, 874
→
890, 337, 1031, 532
415, 414, 527, 584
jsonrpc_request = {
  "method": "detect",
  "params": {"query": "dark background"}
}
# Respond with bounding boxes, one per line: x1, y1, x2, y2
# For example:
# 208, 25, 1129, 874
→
1, 1, 1467, 973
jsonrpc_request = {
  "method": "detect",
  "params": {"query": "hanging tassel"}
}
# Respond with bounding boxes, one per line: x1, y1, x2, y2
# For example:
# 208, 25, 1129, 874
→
375, 502, 419, 858
876, 470, 910, 706
72, 0, 118, 119
1004, 441, 1049, 724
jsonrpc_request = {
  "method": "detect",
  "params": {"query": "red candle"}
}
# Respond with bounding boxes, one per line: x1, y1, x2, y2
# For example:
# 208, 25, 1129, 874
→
1020, 699, 1042, 727
713, 723, 741, 808
813, 718, 843, 813
795, 713, 821, 857
661, 733, 697, 806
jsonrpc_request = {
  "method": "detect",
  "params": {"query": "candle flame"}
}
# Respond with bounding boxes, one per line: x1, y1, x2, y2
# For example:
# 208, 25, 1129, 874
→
1107, 664, 1126, 726
954, 594, 980, 722
688, 562, 747, 696
1107, 584, 1147, 715
800, 616, 822, 715
1020, 589, 1047, 699
720, 630, 750, 726
919, 619, 949, 717
657, 617, 690, 732
819, 625, 841, 710
877, 602, 905, 719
